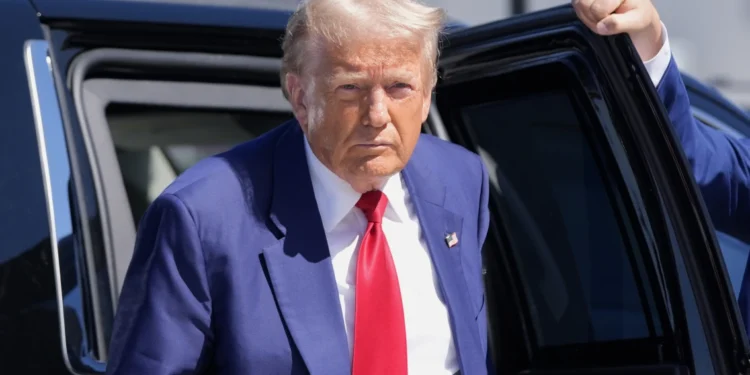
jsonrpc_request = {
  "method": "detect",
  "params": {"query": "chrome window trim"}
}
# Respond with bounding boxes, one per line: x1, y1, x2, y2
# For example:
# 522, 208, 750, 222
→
24, 39, 107, 374
428, 104, 451, 140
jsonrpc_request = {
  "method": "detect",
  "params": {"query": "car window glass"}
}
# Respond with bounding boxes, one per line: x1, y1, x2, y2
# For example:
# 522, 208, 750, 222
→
715, 231, 750, 296
660, 198, 716, 374
465, 90, 658, 346
436, 61, 674, 368
106, 103, 293, 225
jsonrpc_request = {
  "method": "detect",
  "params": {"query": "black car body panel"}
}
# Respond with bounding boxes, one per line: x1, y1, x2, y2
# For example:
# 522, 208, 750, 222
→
32, 0, 296, 30
0, 1, 75, 374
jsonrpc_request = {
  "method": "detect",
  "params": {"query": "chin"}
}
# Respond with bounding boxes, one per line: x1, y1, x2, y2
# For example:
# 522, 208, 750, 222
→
358, 157, 404, 177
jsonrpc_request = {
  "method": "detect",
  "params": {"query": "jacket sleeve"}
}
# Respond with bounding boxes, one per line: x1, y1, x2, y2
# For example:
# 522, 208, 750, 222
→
106, 193, 213, 374
656, 56, 750, 243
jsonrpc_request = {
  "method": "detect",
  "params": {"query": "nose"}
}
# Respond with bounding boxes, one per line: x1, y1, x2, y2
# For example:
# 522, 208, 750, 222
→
363, 87, 391, 128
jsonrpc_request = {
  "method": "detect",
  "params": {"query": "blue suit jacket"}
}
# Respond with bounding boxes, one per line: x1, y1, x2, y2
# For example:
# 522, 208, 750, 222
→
106, 122, 491, 374
657, 57, 750, 333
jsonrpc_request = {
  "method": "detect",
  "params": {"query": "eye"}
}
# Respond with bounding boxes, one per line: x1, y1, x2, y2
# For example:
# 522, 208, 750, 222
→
388, 82, 413, 98
339, 84, 359, 90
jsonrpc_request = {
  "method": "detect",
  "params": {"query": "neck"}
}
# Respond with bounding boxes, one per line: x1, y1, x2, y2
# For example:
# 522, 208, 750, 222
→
346, 178, 388, 194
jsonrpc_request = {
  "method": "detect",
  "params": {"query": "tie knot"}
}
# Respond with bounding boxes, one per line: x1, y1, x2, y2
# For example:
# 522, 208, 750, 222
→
356, 190, 388, 223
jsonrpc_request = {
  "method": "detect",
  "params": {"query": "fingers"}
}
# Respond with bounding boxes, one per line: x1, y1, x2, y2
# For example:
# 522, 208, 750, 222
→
573, 7, 596, 29
572, 0, 626, 34
572, 0, 597, 29
574, 6, 597, 28
596, 10, 648, 35
572, 0, 663, 58
573, 0, 594, 10
589, 0, 624, 21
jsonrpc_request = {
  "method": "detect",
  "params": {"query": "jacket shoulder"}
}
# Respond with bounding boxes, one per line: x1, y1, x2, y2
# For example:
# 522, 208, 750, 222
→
154, 121, 294, 230
414, 133, 486, 210
416, 133, 484, 173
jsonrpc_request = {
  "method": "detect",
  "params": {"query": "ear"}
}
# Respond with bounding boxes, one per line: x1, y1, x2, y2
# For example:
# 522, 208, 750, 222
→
285, 73, 309, 130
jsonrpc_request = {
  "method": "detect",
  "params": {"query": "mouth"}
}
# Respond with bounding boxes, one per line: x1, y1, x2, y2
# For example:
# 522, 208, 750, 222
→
355, 141, 393, 149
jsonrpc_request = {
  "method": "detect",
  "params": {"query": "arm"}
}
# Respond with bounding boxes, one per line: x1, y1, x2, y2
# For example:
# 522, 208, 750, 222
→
573, 0, 750, 242
646, 27, 750, 243
106, 194, 213, 374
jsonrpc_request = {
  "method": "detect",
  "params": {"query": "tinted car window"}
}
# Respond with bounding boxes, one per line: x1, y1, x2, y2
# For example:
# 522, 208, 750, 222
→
715, 231, 750, 295
437, 61, 672, 369
464, 90, 657, 345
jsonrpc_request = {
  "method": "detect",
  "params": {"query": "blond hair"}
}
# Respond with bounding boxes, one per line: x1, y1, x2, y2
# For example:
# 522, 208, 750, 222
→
280, 0, 446, 99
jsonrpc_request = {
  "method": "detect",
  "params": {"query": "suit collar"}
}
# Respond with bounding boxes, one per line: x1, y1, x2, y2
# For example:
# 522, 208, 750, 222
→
402, 138, 484, 372
402, 140, 447, 207
265, 121, 351, 375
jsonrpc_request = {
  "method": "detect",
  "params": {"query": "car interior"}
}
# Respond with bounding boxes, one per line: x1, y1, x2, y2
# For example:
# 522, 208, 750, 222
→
106, 104, 292, 224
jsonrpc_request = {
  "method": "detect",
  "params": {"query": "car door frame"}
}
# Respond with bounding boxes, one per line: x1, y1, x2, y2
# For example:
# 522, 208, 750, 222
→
428, 4, 750, 374
38, 4, 292, 369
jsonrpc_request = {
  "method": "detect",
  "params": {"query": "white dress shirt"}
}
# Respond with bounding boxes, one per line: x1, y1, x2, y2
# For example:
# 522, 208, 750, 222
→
643, 23, 672, 87
301, 23, 673, 375
304, 140, 459, 374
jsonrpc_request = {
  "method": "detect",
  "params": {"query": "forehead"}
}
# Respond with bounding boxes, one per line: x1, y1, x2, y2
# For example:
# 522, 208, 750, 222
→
314, 36, 425, 74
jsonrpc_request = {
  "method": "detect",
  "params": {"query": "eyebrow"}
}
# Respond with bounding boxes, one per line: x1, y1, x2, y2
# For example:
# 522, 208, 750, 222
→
327, 69, 417, 84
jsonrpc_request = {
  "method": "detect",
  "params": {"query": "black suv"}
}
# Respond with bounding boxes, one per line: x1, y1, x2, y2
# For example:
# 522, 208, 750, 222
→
3, 0, 750, 374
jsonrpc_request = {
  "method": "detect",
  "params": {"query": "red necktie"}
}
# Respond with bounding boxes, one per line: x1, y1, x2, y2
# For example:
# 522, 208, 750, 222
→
351, 190, 408, 375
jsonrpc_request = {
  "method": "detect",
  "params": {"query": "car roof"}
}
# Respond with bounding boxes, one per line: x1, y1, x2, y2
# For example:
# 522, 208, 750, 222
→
28, 0, 742, 115
32, 0, 467, 33
681, 71, 750, 122
32, 0, 297, 30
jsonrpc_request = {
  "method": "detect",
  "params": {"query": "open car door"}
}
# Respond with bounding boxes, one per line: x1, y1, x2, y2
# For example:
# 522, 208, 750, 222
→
431, 5, 750, 375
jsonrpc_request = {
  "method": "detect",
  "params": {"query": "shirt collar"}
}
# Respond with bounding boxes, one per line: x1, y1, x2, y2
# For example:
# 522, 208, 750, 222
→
303, 137, 410, 232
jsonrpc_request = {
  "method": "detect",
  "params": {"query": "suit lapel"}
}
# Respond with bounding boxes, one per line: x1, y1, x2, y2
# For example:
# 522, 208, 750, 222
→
402, 146, 483, 373
262, 123, 350, 375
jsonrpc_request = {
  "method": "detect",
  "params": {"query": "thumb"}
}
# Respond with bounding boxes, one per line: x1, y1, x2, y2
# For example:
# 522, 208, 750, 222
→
596, 11, 644, 35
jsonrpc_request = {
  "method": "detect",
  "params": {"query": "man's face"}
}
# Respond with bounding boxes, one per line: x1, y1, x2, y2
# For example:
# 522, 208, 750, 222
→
288, 36, 432, 192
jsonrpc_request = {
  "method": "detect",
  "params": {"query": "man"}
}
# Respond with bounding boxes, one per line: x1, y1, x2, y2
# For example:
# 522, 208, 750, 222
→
106, 0, 681, 374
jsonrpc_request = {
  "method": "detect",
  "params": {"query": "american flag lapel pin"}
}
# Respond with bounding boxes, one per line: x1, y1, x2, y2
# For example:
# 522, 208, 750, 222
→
445, 232, 458, 248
